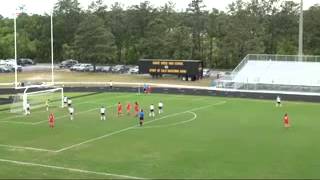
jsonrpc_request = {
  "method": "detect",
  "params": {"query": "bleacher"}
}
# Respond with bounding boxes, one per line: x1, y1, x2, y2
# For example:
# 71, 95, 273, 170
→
214, 54, 320, 94
233, 60, 320, 86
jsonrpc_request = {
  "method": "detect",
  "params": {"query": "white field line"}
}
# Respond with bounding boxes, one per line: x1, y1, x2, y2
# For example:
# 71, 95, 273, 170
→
136, 111, 197, 129
0, 110, 44, 121
0, 158, 145, 179
0, 94, 136, 125
33, 93, 180, 125
55, 101, 226, 153
0, 94, 191, 152
0, 144, 55, 153
0, 105, 120, 152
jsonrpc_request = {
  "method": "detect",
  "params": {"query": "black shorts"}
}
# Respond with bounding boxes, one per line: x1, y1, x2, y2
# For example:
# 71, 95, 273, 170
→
68, 104, 71, 107
27, 108, 30, 111
101, 113, 105, 116
64, 101, 67, 104
70, 113, 73, 115
277, 101, 281, 104
140, 117, 144, 121
159, 107, 162, 110
150, 109, 154, 112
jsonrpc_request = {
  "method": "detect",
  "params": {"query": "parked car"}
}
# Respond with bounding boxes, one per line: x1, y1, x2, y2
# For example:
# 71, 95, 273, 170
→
128, 66, 139, 74
0, 60, 22, 72
4, 64, 22, 72
70, 64, 82, 71
77, 64, 93, 72
0, 66, 11, 73
203, 68, 211, 77
101, 66, 111, 72
83, 64, 94, 72
59, 59, 78, 68
17, 58, 35, 66
111, 65, 125, 73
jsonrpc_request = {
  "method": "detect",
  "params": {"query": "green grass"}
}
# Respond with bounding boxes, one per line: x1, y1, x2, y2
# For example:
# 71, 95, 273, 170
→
0, 92, 320, 179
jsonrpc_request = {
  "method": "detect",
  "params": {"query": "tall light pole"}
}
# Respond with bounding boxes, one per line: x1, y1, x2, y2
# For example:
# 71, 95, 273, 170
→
51, 12, 54, 85
298, 0, 303, 61
14, 11, 18, 88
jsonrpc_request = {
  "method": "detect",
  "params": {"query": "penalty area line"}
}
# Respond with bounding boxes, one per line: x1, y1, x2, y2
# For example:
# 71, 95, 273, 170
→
135, 111, 197, 129
0, 158, 145, 179
55, 101, 226, 153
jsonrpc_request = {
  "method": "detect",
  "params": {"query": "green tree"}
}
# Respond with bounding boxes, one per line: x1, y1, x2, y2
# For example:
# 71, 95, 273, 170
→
54, 0, 82, 61
186, 0, 206, 60
74, 14, 115, 70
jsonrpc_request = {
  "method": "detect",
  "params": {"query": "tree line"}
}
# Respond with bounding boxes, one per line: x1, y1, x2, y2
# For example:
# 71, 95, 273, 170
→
0, 0, 319, 69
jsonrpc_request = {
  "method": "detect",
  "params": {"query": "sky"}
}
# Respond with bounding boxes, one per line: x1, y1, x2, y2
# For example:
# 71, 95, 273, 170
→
0, 0, 319, 18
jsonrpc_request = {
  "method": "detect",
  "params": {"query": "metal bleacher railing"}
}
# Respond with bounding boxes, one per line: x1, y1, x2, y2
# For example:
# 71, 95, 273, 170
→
213, 54, 320, 94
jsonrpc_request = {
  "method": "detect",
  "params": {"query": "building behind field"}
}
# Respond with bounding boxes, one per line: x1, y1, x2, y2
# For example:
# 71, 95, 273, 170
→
214, 54, 320, 94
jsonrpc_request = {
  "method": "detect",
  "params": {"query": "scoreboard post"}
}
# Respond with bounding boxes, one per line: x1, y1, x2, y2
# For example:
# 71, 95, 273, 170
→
139, 59, 203, 81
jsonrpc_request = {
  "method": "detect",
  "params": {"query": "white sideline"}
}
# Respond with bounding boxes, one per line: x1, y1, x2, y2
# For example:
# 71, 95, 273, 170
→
0, 158, 144, 179
55, 101, 226, 153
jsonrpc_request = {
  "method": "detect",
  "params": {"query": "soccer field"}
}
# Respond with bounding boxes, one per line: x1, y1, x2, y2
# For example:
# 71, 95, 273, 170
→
0, 92, 320, 179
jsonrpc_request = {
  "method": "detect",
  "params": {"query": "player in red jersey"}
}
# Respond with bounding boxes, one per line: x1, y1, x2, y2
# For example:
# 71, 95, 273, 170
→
117, 102, 122, 116
147, 85, 152, 94
134, 102, 139, 116
283, 113, 290, 128
49, 112, 55, 128
126, 102, 131, 115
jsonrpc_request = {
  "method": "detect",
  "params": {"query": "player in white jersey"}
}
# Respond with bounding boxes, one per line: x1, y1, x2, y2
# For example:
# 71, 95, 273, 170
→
63, 96, 68, 107
100, 106, 106, 120
149, 104, 155, 117
158, 101, 163, 114
25, 102, 31, 115
68, 106, 74, 120
276, 96, 282, 107
45, 99, 50, 111
68, 99, 72, 107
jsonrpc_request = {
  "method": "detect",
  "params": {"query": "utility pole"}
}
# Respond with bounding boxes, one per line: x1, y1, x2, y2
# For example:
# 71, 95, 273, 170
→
298, 0, 303, 61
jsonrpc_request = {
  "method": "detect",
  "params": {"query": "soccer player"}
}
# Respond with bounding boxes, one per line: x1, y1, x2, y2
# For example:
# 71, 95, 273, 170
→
25, 102, 31, 115
158, 101, 163, 114
143, 83, 147, 93
147, 85, 152, 94
139, 109, 145, 126
68, 106, 74, 120
149, 104, 155, 117
68, 98, 72, 107
117, 102, 122, 116
283, 113, 290, 128
134, 102, 139, 116
100, 106, 106, 121
126, 102, 131, 115
63, 96, 68, 107
109, 80, 113, 89
49, 112, 55, 128
45, 99, 50, 111
276, 96, 282, 107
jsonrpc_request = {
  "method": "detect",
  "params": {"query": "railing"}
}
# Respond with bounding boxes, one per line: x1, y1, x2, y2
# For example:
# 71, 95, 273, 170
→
247, 54, 320, 62
230, 54, 250, 79
213, 54, 320, 92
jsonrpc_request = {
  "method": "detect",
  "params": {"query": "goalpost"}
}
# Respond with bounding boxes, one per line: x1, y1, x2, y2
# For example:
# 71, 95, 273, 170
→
10, 87, 64, 114
10, 4, 63, 115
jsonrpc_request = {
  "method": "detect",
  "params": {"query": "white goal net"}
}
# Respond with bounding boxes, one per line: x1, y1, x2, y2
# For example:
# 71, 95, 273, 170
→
10, 87, 64, 114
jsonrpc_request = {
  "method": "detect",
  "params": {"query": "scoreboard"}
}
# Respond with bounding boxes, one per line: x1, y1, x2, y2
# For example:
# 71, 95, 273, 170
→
139, 59, 203, 81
